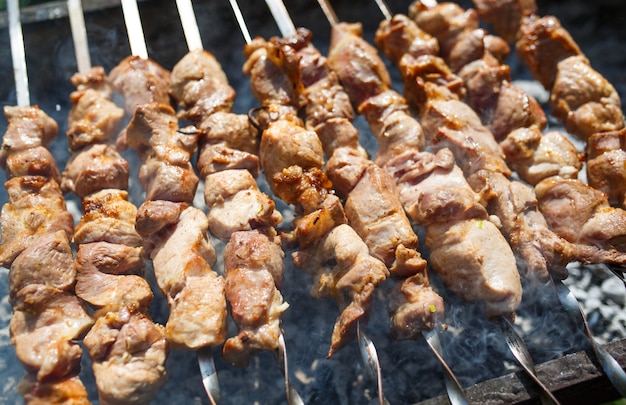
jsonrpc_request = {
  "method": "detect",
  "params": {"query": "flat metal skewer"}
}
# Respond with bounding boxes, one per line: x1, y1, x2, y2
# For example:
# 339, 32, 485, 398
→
7, 0, 29, 106
262, 3, 391, 404
120, 1, 221, 403
176, 1, 303, 404
553, 278, 626, 397
67, 0, 91, 74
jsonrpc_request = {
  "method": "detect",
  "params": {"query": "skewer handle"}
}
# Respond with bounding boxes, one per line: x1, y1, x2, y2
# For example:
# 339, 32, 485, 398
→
176, 0, 203, 51
265, 0, 296, 37
228, 0, 252, 45
120, 0, 148, 59
7, 0, 30, 107
67, 0, 91, 73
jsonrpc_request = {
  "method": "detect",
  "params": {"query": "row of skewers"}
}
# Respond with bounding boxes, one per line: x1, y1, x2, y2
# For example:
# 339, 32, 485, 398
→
1, 0, 626, 403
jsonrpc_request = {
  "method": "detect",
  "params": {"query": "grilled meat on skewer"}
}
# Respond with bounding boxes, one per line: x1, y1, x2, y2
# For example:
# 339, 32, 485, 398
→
169, 49, 288, 367
1, 105, 93, 404
243, 36, 390, 356
468, 0, 626, 208
327, 21, 522, 316
112, 55, 228, 351
273, 27, 443, 340
61, 67, 169, 404
402, 1, 626, 272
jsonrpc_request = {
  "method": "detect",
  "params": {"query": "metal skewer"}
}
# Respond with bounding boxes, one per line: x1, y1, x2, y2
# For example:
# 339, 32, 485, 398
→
120, 1, 221, 403
314, 0, 468, 403
7, 0, 29, 107
175, 1, 303, 404
261, 3, 391, 404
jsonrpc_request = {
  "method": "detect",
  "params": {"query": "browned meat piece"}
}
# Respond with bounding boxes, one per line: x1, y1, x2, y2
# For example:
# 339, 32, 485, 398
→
0, 106, 58, 163
328, 22, 392, 109
1, 146, 60, 181
515, 15, 582, 89
17, 374, 90, 405
486, 80, 546, 141
550, 55, 625, 141
343, 164, 426, 276
138, 202, 227, 350
222, 230, 288, 367
376, 13, 440, 65
10, 284, 93, 381
243, 37, 300, 108
587, 128, 626, 208
122, 102, 199, 202
169, 49, 235, 121
204, 169, 282, 241
468, 170, 573, 280
0, 176, 74, 267
74, 189, 143, 247
260, 119, 326, 204
501, 127, 582, 185
293, 222, 389, 357
84, 311, 168, 405
75, 242, 152, 310
418, 83, 510, 176
535, 177, 626, 256
70, 65, 113, 96
472, 0, 537, 42
385, 148, 522, 317
388, 274, 445, 340
109, 55, 172, 114
67, 87, 124, 151
9, 230, 76, 300
61, 143, 129, 197
358, 90, 427, 164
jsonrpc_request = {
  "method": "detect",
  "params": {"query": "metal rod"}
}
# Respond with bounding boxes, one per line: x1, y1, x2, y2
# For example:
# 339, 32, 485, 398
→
7, 0, 29, 106
228, 0, 252, 44
422, 329, 468, 405
265, 0, 296, 37
120, 0, 148, 59
315, 0, 339, 27
67, 0, 91, 73
176, 0, 203, 51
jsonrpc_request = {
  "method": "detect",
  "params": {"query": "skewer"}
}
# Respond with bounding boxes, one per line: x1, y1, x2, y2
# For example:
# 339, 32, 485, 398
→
369, 2, 562, 403
262, 4, 396, 405
405, 0, 626, 397
173, 2, 303, 404
119, 1, 223, 404
7, 0, 29, 106
67, 0, 90, 74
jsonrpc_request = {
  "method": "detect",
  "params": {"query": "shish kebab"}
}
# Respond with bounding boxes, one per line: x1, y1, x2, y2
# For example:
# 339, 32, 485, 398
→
314, 0, 575, 402
373, 0, 626, 397
1, 0, 92, 402
62, 0, 169, 403
467, 0, 626, 284
405, 0, 626, 286
170, 0, 303, 403
226, 1, 403, 403
110, 0, 228, 403
261, 2, 468, 404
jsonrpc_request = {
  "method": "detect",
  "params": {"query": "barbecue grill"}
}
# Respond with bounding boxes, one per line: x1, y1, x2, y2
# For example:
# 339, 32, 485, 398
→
0, 0, 625, 404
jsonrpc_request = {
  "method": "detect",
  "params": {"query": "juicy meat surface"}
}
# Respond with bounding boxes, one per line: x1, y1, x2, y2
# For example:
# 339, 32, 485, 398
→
500, 127, 582, 186
122, 102, 199, 203
550, 55, 625, 141
61, 143, 129, 198
587, 128, 626, 208
74, 189, 143, 248
9, 230, 76, 300
18, 374, 90, 405
140, 204, 227, 349
84, 310, 168, 405
0, 176, 74, 266
471, 0, 537, 42
0, 106, 58, 162
10, 284, 93, 381
222, 231, 288, 367
109, 55, 172, 114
